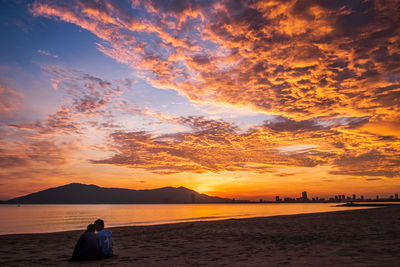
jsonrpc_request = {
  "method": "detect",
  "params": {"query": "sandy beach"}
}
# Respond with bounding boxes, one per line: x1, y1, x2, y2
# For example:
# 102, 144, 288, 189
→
0, 206, 399, 266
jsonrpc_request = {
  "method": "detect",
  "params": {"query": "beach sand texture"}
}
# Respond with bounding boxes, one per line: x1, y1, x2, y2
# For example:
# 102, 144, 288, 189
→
0, 206, 399, 266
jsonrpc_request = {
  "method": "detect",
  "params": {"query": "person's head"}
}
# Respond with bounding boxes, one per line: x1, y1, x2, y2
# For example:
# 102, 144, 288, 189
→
86, 224, 95, 232
94, 219, 104, 231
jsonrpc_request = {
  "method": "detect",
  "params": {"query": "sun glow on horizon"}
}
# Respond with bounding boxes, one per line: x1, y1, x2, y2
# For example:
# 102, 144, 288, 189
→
0, 0, 399, 200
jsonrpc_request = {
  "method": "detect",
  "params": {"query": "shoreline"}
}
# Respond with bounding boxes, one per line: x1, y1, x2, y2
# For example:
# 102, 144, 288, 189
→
2, 201, 399, 205
1, 206, 399, 266
337, 203, 400, 207
0, 205, 377, 236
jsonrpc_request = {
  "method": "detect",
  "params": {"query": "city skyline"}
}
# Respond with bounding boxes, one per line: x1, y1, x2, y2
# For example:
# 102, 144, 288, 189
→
273, 190, 400, 202
0, 0, 399, 200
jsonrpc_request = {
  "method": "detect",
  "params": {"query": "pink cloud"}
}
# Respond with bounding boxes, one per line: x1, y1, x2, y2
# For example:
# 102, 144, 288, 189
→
0, 84, 23, 116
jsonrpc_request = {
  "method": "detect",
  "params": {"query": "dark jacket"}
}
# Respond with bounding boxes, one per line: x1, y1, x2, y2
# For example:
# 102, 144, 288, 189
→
71, 232, 100, 261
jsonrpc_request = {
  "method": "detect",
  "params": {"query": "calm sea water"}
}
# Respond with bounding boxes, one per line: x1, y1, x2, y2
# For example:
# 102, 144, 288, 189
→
0, 203, 372, 235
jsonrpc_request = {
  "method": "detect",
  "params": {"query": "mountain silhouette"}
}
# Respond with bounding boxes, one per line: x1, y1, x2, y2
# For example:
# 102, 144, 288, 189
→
3, 183, 232, 204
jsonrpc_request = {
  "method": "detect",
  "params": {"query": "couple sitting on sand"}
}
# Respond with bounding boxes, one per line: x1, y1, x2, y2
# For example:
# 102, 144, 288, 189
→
70, 219, 113, 261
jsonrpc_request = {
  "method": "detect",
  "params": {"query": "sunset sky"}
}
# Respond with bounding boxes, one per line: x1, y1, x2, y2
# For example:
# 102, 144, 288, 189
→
0, 0, 399, 200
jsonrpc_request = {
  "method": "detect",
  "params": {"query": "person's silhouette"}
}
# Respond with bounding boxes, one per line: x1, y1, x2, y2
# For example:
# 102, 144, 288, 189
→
70, 224, 100, 261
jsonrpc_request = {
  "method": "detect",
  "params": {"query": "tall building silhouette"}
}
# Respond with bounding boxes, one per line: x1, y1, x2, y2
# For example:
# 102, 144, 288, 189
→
302, 191, 308, 201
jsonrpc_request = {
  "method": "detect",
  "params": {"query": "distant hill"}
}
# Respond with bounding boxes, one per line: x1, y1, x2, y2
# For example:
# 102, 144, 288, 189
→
3, 183, 233, 204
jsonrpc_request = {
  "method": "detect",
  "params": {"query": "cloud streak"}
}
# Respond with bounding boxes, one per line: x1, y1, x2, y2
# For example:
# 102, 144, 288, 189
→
37, 49, 58, 59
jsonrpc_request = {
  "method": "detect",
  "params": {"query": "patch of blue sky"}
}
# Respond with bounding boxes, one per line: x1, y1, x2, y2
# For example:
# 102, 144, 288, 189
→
0, 0, 275, 133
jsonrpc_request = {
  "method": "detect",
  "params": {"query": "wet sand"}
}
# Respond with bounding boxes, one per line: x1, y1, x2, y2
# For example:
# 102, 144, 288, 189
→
0, 206, 399, 266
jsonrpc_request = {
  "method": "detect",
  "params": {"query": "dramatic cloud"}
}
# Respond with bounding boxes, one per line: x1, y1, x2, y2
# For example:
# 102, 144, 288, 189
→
31, 0, 400, 121
2, 0, 398, 198
92, 120, 327, 174
330, 150, 400, 178
93, 115, 400, 178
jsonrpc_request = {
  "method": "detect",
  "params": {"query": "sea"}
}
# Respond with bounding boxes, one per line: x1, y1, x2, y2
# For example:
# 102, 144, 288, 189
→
0, 203, 373, 235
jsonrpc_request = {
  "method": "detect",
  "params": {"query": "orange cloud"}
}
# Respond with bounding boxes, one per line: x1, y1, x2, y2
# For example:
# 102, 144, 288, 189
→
92, 115, 400, 179
30, 0, 400, 125
3, 0, 394, 198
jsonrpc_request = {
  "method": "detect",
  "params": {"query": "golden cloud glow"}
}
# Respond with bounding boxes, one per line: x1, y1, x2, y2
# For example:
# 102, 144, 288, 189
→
91, 115, 400, 180
1, 0, 399, 199
30, 0, 400, 121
